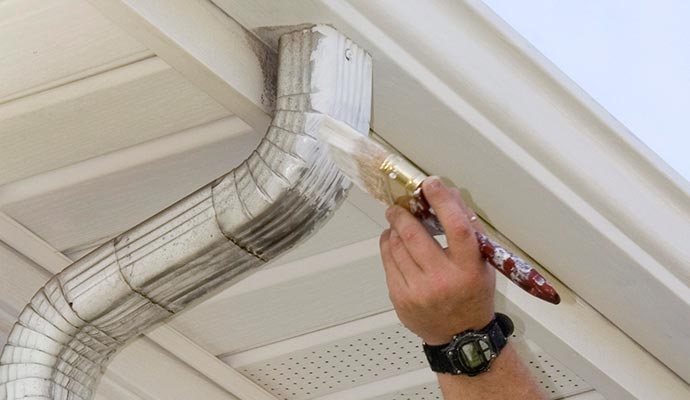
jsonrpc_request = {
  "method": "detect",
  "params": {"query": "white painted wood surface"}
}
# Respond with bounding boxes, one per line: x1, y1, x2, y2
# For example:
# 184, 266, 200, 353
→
0, 214, 73, 268
1, 116, 258, 252
224, 310, 399, 367
267, 197, 384, 266
87, 0, 276, 134
208, 0, 690, 395
107, 339, 239, 400
0, 0, 150, 104
312, 369, 437, 400
565, 391, 607, 400
0, 57, 229, 186
0, 241, 49, 318
171, 239, 390, 355
94, 377, 145, 400
147, 326, 276, 400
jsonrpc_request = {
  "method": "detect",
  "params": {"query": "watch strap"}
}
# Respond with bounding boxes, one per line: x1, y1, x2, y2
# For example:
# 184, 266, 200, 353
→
422, 342, 455, 373
489, 313, 513, 350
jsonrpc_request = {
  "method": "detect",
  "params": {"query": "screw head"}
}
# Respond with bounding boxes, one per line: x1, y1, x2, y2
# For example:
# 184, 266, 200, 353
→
345, 48, 352, 60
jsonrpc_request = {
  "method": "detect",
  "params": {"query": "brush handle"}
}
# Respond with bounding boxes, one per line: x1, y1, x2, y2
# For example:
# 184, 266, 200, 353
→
404, 188, 561, 305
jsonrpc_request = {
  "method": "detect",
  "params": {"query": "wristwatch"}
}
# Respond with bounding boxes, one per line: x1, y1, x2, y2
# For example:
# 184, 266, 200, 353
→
422, 313, 514, 376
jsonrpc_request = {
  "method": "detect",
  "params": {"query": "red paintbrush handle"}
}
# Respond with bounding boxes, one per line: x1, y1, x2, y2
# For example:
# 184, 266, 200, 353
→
475, 232, 560, 304
402, 188, 561, 305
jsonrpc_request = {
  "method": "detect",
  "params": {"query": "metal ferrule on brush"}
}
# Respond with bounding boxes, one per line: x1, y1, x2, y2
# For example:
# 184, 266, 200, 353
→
379, 154, 428, 202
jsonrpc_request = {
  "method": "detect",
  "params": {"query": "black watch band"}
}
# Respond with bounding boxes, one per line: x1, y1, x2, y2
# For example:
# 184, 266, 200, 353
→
423, 313, 514, 376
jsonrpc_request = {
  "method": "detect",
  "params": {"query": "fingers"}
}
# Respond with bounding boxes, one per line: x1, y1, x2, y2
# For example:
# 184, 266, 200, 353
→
385, 205, 447, 272
450, 188, 484, 234
379, 229, 407, 289
422, 177, 479, 260
389, 229, 424, 278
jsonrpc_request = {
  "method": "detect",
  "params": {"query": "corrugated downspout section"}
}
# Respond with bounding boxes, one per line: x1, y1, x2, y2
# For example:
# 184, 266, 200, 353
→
0, 25, 372, 400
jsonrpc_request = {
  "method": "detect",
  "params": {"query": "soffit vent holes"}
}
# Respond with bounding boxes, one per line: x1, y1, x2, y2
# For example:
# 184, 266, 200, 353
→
521, 334, 593, 399
238, 325, 427, 399
369, 384, 441, 400
239, 328, 593, 400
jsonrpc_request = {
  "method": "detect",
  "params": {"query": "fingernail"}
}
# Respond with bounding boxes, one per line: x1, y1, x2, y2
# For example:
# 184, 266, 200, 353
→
425, 176, 442, 190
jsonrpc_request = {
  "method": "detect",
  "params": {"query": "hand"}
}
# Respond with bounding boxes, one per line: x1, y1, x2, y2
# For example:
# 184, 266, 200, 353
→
379, 177, 496, 345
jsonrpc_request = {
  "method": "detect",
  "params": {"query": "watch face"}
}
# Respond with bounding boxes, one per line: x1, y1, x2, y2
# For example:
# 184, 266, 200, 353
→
449, 334, 496, 375
460, 342, 484, 369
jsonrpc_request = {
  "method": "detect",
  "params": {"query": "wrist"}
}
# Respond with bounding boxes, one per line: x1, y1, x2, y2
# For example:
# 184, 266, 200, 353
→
421, 314, 495, 345
422, 335, 456, 346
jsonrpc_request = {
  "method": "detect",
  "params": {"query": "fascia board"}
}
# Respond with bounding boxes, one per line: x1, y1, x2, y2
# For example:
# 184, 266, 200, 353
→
210, 0, 690, 395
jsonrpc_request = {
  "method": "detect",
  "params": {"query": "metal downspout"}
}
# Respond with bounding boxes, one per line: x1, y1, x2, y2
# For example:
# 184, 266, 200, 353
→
0, 25, 372, 400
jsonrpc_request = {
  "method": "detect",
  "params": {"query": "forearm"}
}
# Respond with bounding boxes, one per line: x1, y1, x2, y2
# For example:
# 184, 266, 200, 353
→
437, 344, 546, 400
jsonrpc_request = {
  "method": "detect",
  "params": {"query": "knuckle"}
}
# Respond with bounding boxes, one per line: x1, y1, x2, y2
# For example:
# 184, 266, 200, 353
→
388, 290, 400, 305
399, 225, 418, 242
446, 212, 471, 238
393, 292, 411, 309
389, 231, 402, 246
416, 293, 434, 309
412, 287, 434, 307
464, 267, 483, 282
429, 274, 452, 296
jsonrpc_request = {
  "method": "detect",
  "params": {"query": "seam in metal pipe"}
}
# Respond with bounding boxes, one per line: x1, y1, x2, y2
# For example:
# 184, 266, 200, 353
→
0, 25, 372, 400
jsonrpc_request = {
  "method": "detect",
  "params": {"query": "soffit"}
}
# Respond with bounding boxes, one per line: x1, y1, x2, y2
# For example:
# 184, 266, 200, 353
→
0, 0, 149, 104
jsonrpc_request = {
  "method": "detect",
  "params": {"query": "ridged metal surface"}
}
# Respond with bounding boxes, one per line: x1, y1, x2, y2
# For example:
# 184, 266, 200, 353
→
0, 25, 372, 400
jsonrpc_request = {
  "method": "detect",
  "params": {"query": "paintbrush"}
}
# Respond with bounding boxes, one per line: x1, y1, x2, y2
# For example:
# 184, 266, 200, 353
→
318, 117, 560, 305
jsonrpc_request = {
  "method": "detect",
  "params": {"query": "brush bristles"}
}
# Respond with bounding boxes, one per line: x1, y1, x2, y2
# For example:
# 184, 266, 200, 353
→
318, 117, 394, 205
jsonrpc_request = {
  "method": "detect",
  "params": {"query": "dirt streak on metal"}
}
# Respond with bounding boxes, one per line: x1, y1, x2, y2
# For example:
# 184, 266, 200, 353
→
243, 30, 278, 112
